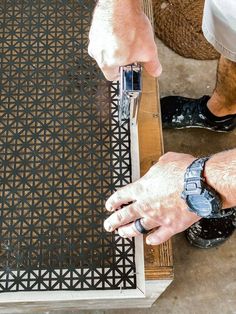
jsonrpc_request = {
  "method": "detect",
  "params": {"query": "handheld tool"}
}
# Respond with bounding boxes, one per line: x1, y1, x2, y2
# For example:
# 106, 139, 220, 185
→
118, 63, 142, 126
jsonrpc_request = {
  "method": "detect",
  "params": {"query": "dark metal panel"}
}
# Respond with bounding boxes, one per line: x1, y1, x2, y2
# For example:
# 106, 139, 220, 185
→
0, 0, 136, 292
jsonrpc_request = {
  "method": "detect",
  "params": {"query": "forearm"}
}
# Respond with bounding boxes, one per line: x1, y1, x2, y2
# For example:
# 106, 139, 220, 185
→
205, 149, 236, 208
95, 0, 142, 18
94, 0, 143, 32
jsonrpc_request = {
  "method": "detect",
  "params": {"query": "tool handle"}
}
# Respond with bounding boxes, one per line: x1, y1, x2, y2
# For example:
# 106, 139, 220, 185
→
119, 64, 142, 125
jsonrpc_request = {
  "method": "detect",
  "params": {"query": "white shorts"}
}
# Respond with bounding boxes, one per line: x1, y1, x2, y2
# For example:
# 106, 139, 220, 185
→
202, 0, 236, 61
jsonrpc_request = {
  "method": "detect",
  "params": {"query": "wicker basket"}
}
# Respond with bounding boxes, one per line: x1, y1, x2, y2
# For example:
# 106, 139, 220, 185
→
153, 0, 219, 60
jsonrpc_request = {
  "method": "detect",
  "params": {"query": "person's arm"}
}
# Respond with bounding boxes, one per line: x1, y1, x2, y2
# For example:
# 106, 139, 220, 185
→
204, 149, 236, 209
88, 0, 162, 80
104, 150, 236, 245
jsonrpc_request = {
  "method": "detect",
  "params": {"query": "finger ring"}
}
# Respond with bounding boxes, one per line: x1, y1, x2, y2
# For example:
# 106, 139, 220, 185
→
135, 218, 149, 234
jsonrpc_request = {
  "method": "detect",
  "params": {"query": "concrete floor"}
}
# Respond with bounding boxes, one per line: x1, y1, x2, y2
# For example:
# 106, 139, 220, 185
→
76, 39, 236, 314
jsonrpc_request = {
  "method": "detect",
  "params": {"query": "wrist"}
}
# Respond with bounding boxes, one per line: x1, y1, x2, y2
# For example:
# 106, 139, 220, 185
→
204, 154, 235, 208
182, 157, 224, 218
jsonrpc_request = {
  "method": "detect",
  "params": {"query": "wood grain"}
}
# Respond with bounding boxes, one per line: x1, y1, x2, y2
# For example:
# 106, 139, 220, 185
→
140, 0, 174, 281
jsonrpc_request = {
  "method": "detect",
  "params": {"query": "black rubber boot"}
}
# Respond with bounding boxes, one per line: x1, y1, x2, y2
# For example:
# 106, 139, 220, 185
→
186, 211, 236, 248
161, 95, 236, 132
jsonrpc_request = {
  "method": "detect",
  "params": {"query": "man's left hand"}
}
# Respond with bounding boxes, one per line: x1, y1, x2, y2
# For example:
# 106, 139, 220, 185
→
104, 152, 201, 245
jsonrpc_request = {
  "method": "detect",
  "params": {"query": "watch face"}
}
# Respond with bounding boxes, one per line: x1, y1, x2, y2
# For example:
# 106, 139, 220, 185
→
187, 194, 212, 216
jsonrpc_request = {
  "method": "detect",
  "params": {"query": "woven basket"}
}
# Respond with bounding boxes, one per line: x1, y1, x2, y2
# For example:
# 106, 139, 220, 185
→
153, 0, 220, 60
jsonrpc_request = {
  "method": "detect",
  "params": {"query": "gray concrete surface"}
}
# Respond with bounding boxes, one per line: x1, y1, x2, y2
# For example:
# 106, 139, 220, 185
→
21, 40, 236, 314
154, 39, 236, 314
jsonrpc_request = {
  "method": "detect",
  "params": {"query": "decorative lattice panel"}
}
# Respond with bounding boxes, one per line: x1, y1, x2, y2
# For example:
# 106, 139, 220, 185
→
0, 0, 136, 292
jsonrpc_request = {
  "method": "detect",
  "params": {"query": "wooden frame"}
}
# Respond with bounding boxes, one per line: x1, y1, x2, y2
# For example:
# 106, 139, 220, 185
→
140, 1, 173, 306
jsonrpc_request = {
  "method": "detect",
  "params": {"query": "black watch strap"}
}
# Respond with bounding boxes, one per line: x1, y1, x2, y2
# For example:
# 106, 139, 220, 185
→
183, 157, 233, 218
185, 157, 209, 179
182, 156, 219, 218
183, 157, 210, 195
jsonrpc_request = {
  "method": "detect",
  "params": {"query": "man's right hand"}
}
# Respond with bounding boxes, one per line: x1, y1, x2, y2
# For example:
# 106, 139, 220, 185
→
88, 0, 162, 81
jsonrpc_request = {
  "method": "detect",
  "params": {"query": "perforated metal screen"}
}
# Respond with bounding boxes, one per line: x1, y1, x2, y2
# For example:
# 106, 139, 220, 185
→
0, 0, 136, 292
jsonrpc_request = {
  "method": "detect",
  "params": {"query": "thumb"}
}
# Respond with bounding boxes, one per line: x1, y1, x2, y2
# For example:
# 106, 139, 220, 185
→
146, 226, 173, 245
144, 58, 162, 77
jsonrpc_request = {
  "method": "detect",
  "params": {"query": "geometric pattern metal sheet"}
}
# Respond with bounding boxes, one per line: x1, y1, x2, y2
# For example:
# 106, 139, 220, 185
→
0, 0, 136, 291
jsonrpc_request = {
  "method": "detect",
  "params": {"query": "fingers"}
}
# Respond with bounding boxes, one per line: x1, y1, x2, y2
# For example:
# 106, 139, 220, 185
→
101, 56, 162, 80
139, 37, 162, 77
146, 227, 174, 245
144, 59, 162, 77
118, 218, 159, 238
104, 202, 140, 232
88, 45, 162, 80
88, 45, 120, 81
105, 183, 139, 212
101, 66, 120, 81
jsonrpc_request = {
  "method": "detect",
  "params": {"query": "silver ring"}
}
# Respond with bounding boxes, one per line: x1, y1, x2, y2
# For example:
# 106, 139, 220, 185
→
135, 218, 149, 234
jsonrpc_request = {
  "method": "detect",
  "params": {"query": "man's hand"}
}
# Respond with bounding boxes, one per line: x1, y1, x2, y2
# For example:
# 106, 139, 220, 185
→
88, 0, 162, 81
104, 152, 200, 245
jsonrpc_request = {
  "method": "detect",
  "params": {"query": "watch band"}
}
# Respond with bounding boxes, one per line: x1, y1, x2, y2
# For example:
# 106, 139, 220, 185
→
183, 157, 210, 195
182, 157, 233, 218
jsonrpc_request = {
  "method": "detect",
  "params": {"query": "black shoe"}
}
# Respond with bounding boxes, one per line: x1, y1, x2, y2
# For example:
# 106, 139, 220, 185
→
186, 212, 235, 249
161, 95, 236, 132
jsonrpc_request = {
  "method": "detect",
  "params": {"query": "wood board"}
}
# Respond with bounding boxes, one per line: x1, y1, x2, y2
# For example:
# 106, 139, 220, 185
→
141, 0, 174, 283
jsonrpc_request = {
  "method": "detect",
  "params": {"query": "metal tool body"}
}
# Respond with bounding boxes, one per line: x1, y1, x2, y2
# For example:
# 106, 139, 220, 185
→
119, 63, 142, 125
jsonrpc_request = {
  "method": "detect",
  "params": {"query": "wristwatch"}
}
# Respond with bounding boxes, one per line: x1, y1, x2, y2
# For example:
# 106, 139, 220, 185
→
181, 157, 223, 218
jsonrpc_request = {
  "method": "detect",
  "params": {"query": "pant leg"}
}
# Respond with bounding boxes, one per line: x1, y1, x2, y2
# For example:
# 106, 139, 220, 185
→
202, 0, 236, 62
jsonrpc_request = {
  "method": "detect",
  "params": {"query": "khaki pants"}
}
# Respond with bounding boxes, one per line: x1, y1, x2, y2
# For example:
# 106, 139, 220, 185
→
203, 0, 236, 61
